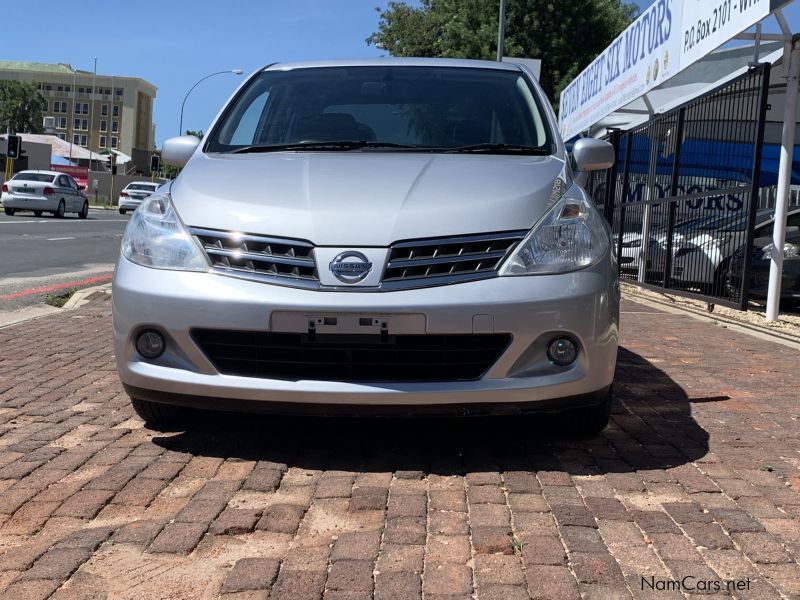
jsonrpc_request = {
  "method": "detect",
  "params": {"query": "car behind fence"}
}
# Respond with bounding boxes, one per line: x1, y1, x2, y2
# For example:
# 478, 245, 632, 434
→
587, 63, 772, 310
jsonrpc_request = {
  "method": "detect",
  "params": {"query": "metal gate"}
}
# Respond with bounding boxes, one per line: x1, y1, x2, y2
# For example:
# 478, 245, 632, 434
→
587, 63, 771, 310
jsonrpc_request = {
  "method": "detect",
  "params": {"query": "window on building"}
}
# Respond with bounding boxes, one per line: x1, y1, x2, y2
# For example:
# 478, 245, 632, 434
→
74, 102, 80, 114
65, 86, 71, 93
81, 119, 88, 131
73, 134, 80, 145
116, 89, 123, 97
111, 121, 119, 133
59, 117, 67, 129
99, 136, 107, 148
57, 85, 64, 92
63, 102, 69, 113
74, 118, 81, 130
80, 135, 88, 146
112, 105, 119, 117
45, 84, 52, 91
42, 100, 48, 112
100, 120, 107, 132
58, 133, 66, 141
111, 137, 118, 149
101, 104, 108, 116
82, 103, 90, 115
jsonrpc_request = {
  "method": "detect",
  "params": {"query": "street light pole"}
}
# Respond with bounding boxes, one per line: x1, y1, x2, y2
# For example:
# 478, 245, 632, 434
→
496, 0, 507, 62
179, 69, 243, 136
69, 66, 77, 162
89, 57, 97, 172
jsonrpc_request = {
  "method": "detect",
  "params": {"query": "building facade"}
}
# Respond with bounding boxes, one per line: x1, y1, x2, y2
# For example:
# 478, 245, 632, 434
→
0, 60, 157, 163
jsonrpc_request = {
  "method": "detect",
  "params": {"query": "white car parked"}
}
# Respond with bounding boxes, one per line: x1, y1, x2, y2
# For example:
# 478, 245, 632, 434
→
672, 207, 800, 291
1, 170, 89, 218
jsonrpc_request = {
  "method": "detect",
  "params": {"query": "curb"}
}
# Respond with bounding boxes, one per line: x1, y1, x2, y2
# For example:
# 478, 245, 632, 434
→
0, 283, 112, 329
62, 283, 112, 310
623, 292, 800, 351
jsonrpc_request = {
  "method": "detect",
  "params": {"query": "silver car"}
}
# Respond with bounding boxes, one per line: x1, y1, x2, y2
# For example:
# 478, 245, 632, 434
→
118, 181, 161, 214
2, 170, 89, 218
113, 58, 619, 434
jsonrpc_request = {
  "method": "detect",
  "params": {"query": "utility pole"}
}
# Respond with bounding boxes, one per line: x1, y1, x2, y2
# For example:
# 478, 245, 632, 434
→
496, 0, 507, 62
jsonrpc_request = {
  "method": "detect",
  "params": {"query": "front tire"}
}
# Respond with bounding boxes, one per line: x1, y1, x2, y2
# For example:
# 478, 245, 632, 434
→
119, 208, 126, 215
54, 200, 65, 218
78, 200, 89, 219
565, 388, 612, 437
130, 398, 184, 427
3, 208, 14, 216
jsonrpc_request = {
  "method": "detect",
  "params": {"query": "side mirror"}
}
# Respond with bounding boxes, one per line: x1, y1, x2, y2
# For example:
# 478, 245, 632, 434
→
162, 135, 201, 168
77, 185, 86, 191
572, 138, 615, 172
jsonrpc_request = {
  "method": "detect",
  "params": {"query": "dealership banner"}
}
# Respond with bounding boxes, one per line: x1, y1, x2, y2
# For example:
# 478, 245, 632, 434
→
50, 165, 89, 188
558, 0, 793, 140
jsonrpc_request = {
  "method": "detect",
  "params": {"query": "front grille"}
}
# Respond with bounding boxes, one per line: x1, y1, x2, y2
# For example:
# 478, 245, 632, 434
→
193, 330, 512, 382
191, 228, 317, 285
383, 231, 526, 287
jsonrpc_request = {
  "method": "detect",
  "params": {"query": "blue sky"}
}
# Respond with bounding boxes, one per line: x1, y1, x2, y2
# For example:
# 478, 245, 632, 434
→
3, 0, 799, 147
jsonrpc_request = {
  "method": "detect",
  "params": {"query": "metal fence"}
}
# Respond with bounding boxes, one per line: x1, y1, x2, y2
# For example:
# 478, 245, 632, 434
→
586, 64, 771, 310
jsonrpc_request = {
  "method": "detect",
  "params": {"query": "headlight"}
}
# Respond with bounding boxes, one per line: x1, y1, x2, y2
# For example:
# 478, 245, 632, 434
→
760, 242, 800, 260
121, 194, 208, 271
675, 245, 700, 258
500, 184, 609, 276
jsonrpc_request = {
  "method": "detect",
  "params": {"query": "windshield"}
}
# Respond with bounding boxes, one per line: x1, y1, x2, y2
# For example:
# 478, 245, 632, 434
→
698, 209, 774, 232
12, 173, 56, 183
206, 66, 552, 154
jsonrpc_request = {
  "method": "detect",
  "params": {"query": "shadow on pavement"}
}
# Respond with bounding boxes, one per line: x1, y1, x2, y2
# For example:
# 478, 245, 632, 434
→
152, 347, 709, 476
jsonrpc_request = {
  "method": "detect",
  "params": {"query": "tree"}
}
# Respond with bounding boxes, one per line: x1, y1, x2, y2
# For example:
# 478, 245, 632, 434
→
157, 130, 205, 180
368, 0, 638, 110
0, 80, 45, 133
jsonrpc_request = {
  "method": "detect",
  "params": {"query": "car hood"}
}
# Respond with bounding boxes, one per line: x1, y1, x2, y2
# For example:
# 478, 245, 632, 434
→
170, 152, 565, 246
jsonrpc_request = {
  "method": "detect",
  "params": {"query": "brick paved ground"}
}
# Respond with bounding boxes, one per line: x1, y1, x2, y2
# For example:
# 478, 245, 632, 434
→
0, 294, 798, 599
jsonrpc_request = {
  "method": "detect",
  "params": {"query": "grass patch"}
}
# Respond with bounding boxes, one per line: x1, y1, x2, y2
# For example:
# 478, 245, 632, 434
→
43, 287, 78, 308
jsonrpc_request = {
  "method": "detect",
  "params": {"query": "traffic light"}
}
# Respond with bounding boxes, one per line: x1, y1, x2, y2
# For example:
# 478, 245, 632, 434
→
108, 153, 117, 175
150, 154, 160, 174
6, 135, 21, 159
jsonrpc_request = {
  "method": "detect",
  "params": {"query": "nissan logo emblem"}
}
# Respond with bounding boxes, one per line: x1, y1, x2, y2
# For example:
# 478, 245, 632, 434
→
329, 251, 373, 283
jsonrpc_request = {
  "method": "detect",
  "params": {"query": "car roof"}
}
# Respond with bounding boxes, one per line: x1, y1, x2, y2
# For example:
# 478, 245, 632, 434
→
14, 170, 63, 177
263, 57, 524, 73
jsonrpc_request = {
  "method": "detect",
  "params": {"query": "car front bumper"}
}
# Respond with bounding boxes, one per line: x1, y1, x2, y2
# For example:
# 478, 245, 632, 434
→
113, 256, 620, 413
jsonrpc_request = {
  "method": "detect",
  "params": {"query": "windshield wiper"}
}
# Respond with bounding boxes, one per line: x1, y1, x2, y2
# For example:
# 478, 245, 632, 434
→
446, 143, 551, 155
230, 140, 421, 154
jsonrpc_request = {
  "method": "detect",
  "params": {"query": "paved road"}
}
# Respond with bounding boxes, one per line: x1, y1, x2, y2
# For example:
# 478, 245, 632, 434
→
0, 208, 129, 310
0, 296, 797, 599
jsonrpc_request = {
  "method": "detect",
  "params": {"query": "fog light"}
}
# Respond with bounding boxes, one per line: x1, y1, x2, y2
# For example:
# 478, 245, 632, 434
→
547, 337, 578, 366
136, 330, 165, 359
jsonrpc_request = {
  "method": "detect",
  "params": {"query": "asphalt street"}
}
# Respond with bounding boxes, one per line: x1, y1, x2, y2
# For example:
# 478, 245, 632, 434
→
0, 208, 129, 311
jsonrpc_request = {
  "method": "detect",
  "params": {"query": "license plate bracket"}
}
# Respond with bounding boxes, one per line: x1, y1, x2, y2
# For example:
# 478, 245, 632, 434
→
270, 312, 426, 335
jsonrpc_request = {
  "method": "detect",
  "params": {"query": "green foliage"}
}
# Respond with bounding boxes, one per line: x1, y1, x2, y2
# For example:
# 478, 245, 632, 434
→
368, 0, 638, 110
0, 80, 45, 134
43, 287, 78, 308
